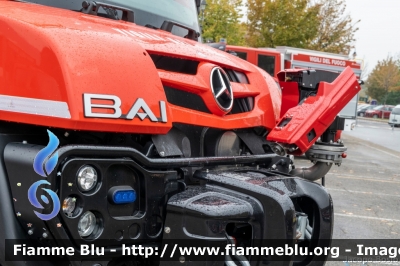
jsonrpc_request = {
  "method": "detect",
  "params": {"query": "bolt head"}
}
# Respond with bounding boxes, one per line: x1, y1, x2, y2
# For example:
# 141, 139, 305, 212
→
164, 227, 171, 234
68, 183, 73, 187
28, 230, 33, 235
42, 233, 48, 238
179, 256, 185, 263
16, 212, 21, 217
17, 183, 21, 187
159, 151, 165, 157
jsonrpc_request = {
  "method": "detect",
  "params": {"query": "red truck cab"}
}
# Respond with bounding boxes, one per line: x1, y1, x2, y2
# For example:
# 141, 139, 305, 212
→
226, 45, 283, 77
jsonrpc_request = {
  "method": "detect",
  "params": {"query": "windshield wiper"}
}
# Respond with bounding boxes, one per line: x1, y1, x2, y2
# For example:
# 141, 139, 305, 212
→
81, 1, 134, 23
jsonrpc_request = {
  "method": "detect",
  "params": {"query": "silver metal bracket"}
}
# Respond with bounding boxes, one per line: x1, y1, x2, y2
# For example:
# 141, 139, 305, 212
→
306, 142, 347, 164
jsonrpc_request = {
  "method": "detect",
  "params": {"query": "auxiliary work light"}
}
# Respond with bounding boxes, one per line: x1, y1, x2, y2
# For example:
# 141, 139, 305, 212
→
78, 211, 96, 237
77, 165, 98, 192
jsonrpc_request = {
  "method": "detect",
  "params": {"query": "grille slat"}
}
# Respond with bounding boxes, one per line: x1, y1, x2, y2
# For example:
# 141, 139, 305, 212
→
164, 86, 211, 113
150, 54, 199, 75
224, 68, 249, 84
229, 97, 255, 115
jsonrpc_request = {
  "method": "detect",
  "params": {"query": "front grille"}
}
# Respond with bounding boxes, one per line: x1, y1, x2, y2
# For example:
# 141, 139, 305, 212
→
229, 97, 255, 114
149, 54, 199, 75
224, 68, 249, 84
164, 86, 254, 115
164, 86, 211, 113
149, 53, 249, 85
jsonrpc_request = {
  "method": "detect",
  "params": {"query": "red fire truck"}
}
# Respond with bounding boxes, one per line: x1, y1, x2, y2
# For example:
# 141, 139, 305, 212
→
0, 1, 360, 263
225, 46, 362, 78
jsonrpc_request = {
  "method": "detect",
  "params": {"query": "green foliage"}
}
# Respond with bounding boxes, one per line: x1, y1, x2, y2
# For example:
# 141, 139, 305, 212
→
366, 56, 400, 104
366, 86, 387, 103
385, 90, 400, 105
307, 0, 359, 54
246, 0, 320, 48
201, 0, 246, 45
202, 0, 358, 54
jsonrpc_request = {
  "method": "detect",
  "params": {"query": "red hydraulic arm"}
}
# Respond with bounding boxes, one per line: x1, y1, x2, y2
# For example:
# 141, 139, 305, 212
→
267, 67, 360, 155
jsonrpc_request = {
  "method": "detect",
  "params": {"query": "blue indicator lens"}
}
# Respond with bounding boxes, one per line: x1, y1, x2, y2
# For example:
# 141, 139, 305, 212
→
113, 190, 136, 204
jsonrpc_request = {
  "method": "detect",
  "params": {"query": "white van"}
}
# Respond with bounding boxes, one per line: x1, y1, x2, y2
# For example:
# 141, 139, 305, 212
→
389, 104, 400, 127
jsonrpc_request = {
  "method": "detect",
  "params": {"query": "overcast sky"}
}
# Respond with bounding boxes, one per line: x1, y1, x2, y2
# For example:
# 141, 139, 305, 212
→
345, 0, 400, 76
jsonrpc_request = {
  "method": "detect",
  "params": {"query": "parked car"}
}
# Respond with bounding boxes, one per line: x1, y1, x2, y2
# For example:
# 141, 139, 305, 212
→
389, 105, 400, 127
357, 103, 369, 110
365, 105, 395, 119
357, 105, 375, 117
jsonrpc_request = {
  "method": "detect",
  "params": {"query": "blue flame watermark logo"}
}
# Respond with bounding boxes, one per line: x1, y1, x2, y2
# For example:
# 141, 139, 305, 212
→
27, 130, 61, 221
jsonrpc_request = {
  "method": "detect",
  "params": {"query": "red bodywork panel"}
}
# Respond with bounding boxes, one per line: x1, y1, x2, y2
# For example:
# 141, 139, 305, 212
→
279, 82, 299, 118
267, 67, 360, 155
0, 0, 360, 154
0, 1, 281, 133
225, 45, 282, 77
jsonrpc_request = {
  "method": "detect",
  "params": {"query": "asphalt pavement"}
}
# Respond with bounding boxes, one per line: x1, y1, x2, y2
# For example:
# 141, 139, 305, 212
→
346, 119, 400, 153
295, 118, 400, 265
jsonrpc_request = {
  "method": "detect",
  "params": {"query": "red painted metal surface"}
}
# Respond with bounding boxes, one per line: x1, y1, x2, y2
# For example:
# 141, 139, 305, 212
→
226, 45, 282, 77
0, 1, 281, 133
279, 82, 299, 118
292, 54, 361, 70
267, 67, 360, 155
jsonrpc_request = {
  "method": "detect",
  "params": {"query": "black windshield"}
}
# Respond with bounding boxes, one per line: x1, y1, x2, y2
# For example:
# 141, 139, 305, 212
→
21, 0, 200, 38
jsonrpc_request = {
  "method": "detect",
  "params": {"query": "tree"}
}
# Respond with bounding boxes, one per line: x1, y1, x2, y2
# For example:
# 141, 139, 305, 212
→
306, 0, 359, 54
385, 90, 400, 105
366, 56, 400, 104
201, 0, 246, 45
246, 0, 320, 48
366, 86, 386, 103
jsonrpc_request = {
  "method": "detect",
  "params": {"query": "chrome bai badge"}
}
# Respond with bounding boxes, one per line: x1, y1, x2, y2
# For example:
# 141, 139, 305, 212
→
27, 130, 60, 221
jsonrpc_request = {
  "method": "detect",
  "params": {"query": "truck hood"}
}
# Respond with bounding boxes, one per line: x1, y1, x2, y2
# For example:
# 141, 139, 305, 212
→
0, 1, 281, 133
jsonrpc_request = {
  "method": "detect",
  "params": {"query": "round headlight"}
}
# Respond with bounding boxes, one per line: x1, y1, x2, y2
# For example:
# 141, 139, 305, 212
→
62, 197, 76, 216
77, 166, 97, 191
78, 211, 96, 237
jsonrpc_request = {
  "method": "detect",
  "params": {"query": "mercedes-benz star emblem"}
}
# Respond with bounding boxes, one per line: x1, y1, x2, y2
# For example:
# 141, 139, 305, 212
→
210, 67, 234, 112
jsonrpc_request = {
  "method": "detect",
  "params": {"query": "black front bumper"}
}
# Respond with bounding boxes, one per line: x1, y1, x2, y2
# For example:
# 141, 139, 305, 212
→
162, 169, 333, 265
3, 143, 333, 266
